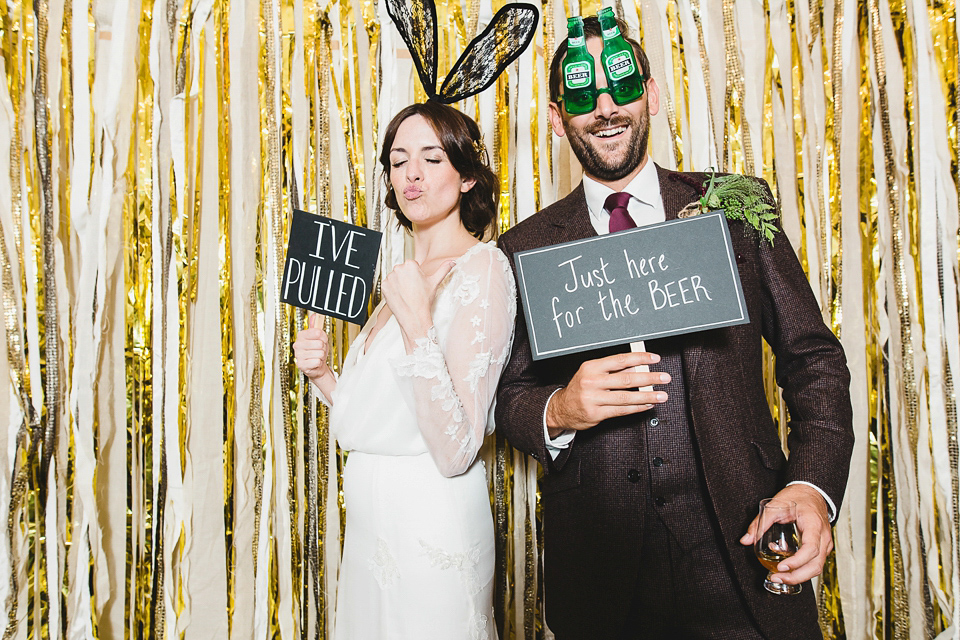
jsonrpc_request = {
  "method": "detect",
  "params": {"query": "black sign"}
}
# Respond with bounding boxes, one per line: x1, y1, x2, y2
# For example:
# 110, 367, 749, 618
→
281, 209, 382, 324
514, 212, 749, 360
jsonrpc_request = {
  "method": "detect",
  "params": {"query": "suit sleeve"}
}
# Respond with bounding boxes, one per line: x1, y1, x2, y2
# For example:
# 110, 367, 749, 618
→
494, 233, 573, 471
756, 181, 854, 511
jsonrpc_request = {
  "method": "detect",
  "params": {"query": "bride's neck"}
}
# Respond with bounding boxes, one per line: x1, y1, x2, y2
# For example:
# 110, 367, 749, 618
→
412, 216, 477, 266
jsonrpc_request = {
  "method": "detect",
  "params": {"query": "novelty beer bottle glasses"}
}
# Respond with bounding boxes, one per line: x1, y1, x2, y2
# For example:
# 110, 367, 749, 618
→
561, 17, 597, 115
597, 7, 644, 105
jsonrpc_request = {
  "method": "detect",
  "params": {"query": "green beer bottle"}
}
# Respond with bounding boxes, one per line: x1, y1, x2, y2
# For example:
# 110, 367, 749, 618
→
561, 17, 597, 115
597, 7, 644, 105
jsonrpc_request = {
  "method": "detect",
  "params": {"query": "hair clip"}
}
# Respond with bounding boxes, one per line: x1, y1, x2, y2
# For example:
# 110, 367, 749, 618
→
472, 138, 487, 160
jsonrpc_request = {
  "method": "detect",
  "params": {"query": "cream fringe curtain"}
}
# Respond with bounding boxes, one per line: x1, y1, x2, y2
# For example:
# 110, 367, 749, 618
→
1, 1, 958, 639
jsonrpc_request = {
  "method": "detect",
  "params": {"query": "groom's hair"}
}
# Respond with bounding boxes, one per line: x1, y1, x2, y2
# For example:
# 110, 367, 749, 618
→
548, 16, 651, 105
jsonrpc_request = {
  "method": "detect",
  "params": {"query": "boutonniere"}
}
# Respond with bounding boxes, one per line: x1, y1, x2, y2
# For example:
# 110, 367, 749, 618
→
677, 172, 780, 245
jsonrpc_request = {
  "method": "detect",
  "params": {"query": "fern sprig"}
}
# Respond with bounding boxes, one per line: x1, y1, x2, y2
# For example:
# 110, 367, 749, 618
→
697, 173, 779, 245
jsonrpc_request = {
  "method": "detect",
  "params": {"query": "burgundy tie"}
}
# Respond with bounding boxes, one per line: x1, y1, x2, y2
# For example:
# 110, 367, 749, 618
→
605, 191, 635, 233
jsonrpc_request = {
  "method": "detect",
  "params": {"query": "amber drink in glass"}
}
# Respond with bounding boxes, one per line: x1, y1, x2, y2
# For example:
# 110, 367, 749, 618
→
754, 498, 801, 595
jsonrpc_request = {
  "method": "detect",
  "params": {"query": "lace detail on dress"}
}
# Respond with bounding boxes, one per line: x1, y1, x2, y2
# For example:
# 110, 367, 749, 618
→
454, 273, 481, 305
465, 351, 493, 393
419, 540, 482, 596
395, 327, 471, 452
368, 538, 400, 589
470, 613, 490, 640
393, 326, 445, 379
390, 243, 517, 477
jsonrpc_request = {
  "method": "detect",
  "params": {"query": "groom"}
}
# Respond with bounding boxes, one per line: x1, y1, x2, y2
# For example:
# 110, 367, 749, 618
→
495, 16, 853, 640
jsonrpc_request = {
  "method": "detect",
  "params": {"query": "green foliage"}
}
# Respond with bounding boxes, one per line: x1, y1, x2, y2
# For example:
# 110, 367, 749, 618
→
697, 173, 780, 245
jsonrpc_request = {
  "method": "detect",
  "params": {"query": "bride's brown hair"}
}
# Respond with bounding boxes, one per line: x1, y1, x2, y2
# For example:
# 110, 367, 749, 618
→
380, 102, 498, 240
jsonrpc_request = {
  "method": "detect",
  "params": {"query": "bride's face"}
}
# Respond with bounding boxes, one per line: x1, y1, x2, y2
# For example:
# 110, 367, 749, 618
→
388, 115, 475, 230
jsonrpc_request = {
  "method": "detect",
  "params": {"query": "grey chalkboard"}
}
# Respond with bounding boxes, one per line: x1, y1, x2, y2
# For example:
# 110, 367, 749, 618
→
281, 209, 382, 324
514, 211, 749, 360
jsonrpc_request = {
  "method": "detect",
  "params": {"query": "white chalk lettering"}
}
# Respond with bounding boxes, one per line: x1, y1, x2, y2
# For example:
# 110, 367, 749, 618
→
310, 220, 330, 259
678, 277, 692, 304
558, 255, 616, 293
558, 256, 583, 293
551, 296, 584, 337
691, 275, 712, 301
323, 269, 336, 310
284, 257, 369, 318
599, 288, 641, 320
664, 281, 679, 307
599, 257, 617, 285
623, 250, 669, 278
309, 221, 367, 270
649, 279, 667, 310
343, 229, 365, 269
649, 274, 711, 310
346, 276, 367, 318
284, 258, 304, 300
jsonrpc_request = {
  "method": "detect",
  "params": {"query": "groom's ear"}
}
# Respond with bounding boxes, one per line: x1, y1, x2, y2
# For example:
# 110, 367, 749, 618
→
548, 102, 566, 138
645, 77, 661, 117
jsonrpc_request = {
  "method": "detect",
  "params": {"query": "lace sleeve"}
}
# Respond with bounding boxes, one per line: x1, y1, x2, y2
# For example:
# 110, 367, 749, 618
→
392, 246, 517, 477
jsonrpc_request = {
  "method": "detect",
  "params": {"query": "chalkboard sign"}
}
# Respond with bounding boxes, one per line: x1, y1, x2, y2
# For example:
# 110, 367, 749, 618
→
514, 212, 749, 360
281, 209, 382, 324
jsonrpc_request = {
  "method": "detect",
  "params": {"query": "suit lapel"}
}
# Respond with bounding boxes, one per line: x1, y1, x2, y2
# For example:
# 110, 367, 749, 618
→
550, 183, 597, 243
657, 164, 700, 221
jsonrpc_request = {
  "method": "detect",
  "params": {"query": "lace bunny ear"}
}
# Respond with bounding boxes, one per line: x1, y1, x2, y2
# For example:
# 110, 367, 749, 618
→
436, 4, 539, 104
384, 0, 439, 97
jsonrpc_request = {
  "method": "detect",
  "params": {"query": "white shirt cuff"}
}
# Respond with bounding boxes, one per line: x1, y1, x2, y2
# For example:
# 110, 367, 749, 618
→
543, 388, 575, 460
787, 480, 837, 522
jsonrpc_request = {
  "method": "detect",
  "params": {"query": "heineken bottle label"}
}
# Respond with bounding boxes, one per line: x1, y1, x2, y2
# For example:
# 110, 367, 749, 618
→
568, 36, 585, 47
602, 25, 620, 39
605, 51, 635, 80
564, 61, 592, 88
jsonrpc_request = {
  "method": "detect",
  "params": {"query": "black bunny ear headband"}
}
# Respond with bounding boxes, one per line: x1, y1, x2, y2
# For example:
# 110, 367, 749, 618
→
385, 0, 540, 104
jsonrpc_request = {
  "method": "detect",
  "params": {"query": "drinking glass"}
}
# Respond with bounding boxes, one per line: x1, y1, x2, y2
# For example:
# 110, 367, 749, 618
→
754, 498, 801, 595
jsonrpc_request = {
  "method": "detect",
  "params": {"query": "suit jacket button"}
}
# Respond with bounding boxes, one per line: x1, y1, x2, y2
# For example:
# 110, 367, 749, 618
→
649, 417, 659, 427
653, 456, 663, 467
627, 469, 641, 483
655, 496, 667, 507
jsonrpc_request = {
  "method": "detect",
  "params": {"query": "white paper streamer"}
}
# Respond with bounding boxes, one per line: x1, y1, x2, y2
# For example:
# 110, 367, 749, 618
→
832, 0, 873, 636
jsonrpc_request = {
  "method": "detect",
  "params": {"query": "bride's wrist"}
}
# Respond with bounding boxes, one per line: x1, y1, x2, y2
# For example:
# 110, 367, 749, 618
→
397, 312, 434, 343
310, 366, 334, 383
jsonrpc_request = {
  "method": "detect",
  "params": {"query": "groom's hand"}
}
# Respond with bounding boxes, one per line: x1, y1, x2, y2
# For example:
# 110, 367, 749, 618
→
740, 484, 833, 585
546, 352, 669, 435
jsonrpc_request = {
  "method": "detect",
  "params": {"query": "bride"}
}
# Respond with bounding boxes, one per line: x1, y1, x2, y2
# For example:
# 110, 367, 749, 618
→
293, 101, 516, 640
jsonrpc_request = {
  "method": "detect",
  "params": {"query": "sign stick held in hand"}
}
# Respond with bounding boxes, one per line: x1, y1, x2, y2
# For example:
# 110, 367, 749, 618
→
630, 341, 653, 392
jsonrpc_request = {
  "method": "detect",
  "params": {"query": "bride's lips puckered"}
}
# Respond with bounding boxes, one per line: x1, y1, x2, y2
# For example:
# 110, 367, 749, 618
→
403, 186, 422, 199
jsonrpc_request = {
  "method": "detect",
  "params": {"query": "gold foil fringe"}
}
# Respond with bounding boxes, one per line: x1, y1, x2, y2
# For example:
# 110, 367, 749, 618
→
867, 0, 919, 636
2, 3, 35, 636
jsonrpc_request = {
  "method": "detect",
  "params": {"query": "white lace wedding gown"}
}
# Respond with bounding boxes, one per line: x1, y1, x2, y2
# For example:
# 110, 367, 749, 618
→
326, 242, 516, 640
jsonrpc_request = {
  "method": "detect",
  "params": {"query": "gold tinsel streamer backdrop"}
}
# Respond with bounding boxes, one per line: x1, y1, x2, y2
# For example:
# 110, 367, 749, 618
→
0, 1, 958, 639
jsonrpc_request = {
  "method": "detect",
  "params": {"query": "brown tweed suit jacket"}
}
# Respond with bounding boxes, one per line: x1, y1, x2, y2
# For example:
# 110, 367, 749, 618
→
495, 165, 854, 639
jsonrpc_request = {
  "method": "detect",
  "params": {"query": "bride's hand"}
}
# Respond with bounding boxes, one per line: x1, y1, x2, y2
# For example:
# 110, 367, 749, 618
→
293, 313, 333, 383
382, 259, 456, 340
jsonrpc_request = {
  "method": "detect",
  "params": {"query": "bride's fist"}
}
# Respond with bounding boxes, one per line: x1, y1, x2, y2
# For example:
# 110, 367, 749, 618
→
382, 260, 455, 337
293, 313, 333, 382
